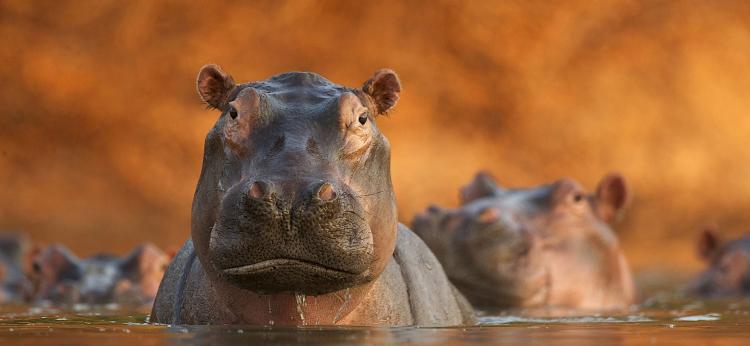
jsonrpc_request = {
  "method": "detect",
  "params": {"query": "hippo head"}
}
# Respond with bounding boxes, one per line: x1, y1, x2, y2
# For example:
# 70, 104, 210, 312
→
191, 66, 400, 295
688, 228, 750, 297
412, 172, 634, 309
30, 243, 169, 305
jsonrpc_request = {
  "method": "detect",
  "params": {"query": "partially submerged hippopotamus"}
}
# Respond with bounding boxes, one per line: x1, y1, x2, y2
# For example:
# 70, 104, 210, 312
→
412, 172, 635, 312
0, 233, 31, 303
150, 66, 474, 326
688, 227, 750, 297
30, 243, 169, 307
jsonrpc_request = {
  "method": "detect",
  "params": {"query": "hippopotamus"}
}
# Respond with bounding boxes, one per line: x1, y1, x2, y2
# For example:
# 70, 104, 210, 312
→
29, 243, 169, 307
0, 233, 31, 303
688, 227, 750, 297
412, 172, 635, 312
150, 65, 474, 326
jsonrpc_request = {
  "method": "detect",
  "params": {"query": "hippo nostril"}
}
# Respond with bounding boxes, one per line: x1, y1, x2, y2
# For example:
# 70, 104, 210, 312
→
478, 208, 500, 224
248, 181, 271, 199
315, 182, 337, 202
427, 204, 442, 214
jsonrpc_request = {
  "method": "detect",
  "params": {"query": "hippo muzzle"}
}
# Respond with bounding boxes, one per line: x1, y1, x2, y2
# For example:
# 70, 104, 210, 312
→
208, 177, 374, 295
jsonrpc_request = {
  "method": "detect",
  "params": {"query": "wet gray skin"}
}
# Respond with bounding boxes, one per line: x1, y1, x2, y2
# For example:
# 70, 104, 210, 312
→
688, 228, 750, 297
412, 172, 635, 312
30, 243, 168, 306
0, 233, 31, 303
150, 66, 474, 326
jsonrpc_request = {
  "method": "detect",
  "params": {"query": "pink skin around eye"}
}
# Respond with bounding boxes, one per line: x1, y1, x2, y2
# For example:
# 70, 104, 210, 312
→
339, 93, 372, 158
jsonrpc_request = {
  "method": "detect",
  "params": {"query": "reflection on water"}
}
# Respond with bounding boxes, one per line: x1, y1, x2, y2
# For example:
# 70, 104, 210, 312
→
2, 297, 750, 345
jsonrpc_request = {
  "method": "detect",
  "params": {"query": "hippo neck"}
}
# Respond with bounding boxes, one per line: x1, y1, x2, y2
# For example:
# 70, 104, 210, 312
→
218, 281, 376, 326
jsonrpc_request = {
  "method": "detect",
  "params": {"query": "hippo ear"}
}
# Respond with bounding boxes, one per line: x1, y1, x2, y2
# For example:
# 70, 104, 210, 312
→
459, 171, 501, 205
697, 225, 721, 261
33, 244, 80, 278
119, 244, 169, 298
120, 244, 168, 277
594, 173, 630, 223
196, 64, 236, 109
362, 69, 401, 115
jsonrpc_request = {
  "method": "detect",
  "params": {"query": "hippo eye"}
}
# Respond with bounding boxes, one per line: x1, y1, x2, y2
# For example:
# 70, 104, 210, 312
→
228, 107, 238, 119
573, 193, 585, 203
358, 112, 368, 125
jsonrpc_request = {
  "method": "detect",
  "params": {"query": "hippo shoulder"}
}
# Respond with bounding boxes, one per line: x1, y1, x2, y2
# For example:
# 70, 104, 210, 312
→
393, 224, 477, 325
150, 239, 197, 324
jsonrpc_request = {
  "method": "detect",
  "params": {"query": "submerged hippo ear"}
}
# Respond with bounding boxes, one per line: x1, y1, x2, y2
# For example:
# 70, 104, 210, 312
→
697, 225, 721, 261
459, 171, 501, 205
362, 69, 401, 115
594, 173, 630, 223
197, 64, 236, 109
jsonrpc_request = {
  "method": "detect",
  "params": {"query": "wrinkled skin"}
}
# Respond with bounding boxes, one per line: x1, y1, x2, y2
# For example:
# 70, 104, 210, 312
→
29, 243, 169, 307
688, 228, 750, 297
151, 66, 474, 326
412, 172, 635, 312
0, 233, 31, 303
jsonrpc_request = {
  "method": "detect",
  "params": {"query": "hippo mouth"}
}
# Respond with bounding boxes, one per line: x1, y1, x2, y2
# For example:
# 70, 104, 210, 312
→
219, 258, 368, 294
222, 258, 359, 276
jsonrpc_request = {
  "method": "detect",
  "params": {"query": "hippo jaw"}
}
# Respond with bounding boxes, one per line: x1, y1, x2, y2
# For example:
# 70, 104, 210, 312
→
412, 204, 549, 308
458, 219, 551, 308
207, 178, 377, 295
208, 223, 376, 296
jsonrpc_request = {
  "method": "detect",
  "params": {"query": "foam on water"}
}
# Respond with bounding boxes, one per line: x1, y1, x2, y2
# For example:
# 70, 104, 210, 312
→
674, 313, 721, 322
480, 315, 655, 324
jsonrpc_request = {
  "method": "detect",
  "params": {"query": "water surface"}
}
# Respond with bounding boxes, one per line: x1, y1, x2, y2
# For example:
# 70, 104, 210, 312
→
2, 296, 749, 345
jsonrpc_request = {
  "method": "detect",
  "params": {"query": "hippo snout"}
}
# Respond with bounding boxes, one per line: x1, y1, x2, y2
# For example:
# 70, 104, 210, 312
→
209, 178, 374, 295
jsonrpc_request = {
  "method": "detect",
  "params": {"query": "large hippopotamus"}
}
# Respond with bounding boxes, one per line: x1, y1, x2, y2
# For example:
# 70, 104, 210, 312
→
150, 66, 474, 326
688, 227, 750, 297
412, 172, 635, 312
29, 243, 169, 307
0, 233, 31, 303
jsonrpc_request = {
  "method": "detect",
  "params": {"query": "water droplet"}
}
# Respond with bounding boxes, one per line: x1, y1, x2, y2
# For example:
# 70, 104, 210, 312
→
333, 288, 351, 323
295, 293, 306, 325
268, 320, 274, 326
314, 296, 320, 325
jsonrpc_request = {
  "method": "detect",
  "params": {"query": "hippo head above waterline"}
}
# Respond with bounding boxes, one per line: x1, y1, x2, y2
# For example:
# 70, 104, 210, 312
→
194, 66, 399, 296
151, 66, 474, 326
29, 243, 169, 307
412, 172, 635, 312
688, 228, 750, 297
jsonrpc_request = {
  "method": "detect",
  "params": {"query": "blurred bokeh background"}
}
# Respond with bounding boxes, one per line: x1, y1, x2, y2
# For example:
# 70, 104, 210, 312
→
1, 0, 749, 276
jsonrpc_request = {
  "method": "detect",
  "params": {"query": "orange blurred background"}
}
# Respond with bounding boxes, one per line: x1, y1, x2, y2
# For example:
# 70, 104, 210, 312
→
1, 0, 750, 275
